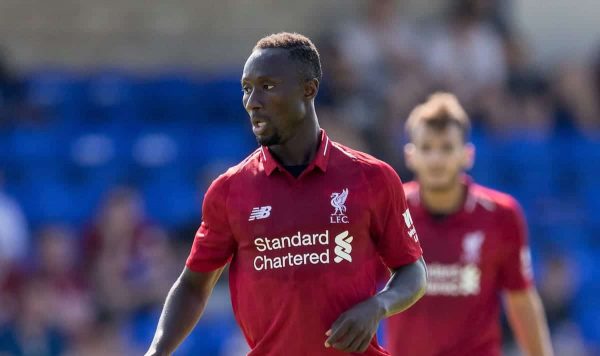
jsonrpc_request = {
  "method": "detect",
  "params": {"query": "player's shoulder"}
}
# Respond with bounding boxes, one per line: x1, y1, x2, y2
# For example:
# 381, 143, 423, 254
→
403, 181, 420, 194
207, 148, 262, 190
470, 183, 527, 242
331, 141, 398, 178
402, 181, 420, 202
469, 183, 522, 216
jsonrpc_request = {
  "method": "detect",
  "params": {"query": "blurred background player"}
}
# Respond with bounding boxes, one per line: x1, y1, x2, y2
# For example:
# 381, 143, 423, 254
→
384, 93, 553, 356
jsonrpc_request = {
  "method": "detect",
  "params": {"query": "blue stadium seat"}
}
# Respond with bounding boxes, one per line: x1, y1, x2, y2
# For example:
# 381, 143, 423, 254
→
468, 129, 501, 188
550, 133, 580, 198
4, 122, 69, 200
128, 124, 193, 179
188, 122, 256, 168
139, 73, 202, 123
574, 252, 600, 346
493, 137, 556, 213
123, 125, 199, 227
543, 223, 590, 250
0, 123, 12, 168
7, 121, 70, 163
572, 138, 600, 226
141, 173, 200, 228
67, 120, 132, 175
199, 75, 247, 123
57, 100, 141, 226
84, 70, 141, 125
24, 69, 85, 125
12, 176, 78, 227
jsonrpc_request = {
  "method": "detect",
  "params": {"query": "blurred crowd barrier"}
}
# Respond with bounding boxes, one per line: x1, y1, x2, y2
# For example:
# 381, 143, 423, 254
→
0, 1, 599, 355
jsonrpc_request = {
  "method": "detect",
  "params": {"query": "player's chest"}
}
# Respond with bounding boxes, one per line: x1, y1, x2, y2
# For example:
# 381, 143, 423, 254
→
227, 170, 371, 239
415, 217, 502, 297
414, 216, 502, 265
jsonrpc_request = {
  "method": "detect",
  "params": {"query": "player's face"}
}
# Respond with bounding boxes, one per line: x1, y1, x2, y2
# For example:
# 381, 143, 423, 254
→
405, 125, 474, 192
241, 48, 307, 146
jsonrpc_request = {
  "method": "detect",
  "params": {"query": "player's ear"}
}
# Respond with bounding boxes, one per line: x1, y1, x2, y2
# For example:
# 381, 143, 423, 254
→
304, 78, 319, 100
463, 142, 475, 170
404, 143, 416, 170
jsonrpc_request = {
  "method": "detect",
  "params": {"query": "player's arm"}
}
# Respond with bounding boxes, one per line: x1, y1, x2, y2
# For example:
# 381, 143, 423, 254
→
374, 256, 427, 314
146, 266, 225, 356
504, 287, 553, 356
325, 256, 427, 353
499, 199, 553, 356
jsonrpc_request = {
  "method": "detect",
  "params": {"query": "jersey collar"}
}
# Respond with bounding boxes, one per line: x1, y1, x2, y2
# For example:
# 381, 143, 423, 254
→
462, 175, 478, 213
411, 174, 476, 218
260, 129, 331, 176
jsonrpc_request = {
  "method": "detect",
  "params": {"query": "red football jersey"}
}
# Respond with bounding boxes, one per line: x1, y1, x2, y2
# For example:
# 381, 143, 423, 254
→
186, 130, 422, 356
385, 178, 533, 356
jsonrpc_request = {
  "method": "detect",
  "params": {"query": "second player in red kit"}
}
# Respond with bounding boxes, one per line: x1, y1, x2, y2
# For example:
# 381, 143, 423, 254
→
384, 93, 553, 356
146, 33, 427, 356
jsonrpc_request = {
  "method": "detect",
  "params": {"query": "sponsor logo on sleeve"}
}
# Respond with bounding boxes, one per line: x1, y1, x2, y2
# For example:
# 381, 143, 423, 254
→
402, 208, 419, 242
520, 247, 533, 280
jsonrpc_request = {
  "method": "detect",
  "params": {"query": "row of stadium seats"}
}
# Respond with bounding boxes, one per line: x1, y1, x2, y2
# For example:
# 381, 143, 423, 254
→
0, 71, 598, 239
2, 122, 598, 231
0, 121, 255, 228
21, 70, 247, 124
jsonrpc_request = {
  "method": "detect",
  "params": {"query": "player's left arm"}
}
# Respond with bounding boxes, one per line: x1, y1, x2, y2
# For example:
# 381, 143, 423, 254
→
499, 199, 553, 356
325, 257, 427, 352
325, 257, 427, 353
504, 287, 554, 356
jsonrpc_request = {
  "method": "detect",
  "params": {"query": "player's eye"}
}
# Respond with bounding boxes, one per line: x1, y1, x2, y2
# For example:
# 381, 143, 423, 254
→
264, 84, 275, 90
242, 86, 252, 94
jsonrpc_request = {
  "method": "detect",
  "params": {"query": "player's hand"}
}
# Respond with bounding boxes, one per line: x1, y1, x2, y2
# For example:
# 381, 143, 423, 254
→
324, 298, 385, 353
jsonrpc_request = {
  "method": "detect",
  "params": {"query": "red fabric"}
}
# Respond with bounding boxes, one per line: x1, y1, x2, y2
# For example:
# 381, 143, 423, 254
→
385, 178, 532, 356
187, 130, 422, 356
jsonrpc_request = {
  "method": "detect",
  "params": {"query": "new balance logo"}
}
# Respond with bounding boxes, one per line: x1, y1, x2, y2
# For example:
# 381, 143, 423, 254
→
249, 206, 272, 221
333, 230, 353, 263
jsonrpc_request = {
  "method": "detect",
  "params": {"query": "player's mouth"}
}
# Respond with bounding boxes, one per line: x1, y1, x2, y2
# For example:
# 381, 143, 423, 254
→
252, 118, 269, 136
424, 170, 450, 181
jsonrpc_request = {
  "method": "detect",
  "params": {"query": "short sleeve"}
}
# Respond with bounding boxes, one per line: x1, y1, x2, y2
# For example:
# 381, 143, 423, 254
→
497, 200, 533, 291
369, 163, 423, 269
186, 175, 236, 272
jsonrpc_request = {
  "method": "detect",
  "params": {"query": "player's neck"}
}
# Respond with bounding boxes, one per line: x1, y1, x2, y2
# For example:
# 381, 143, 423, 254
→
420, 182, 466, 215
269, 117, 320, 166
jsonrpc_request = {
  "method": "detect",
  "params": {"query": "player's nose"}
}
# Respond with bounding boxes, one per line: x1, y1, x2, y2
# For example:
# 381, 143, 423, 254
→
428, 149, 447, 163
244, 89, 264, 112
